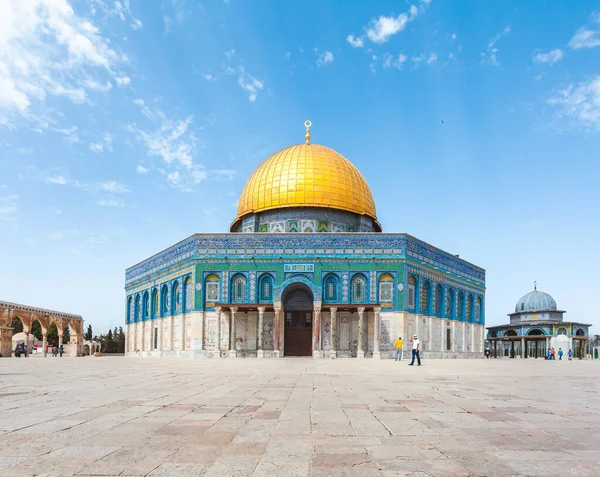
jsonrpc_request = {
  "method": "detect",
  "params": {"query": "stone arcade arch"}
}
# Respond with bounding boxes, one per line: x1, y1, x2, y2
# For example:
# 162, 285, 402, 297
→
0, 301, 84, 357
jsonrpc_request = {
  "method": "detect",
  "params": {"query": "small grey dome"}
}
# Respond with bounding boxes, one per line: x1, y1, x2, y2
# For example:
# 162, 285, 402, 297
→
515, 289, 557, 313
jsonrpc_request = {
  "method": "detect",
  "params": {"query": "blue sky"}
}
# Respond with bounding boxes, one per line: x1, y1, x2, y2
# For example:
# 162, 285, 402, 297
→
1, 0, 599, 334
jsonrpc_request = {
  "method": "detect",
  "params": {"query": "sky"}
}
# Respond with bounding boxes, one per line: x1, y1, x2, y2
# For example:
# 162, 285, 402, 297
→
1, 0, 600, 335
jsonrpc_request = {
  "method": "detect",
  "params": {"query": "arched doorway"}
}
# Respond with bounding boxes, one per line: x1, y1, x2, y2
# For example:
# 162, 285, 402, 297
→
282, 284, 313, 356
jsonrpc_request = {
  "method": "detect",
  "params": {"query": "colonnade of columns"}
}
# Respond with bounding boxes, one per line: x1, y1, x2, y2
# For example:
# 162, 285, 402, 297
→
215, 304, 382, 358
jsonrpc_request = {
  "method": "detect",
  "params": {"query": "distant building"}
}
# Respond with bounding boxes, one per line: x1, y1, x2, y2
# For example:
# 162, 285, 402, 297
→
486, 284, 591, 358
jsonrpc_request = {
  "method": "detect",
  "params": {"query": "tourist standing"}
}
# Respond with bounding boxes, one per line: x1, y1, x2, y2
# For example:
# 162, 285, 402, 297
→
58, 345, 64, 357
394, 336, 403, 361
551, 347, 556, 360
558, 348, 563, 360
408, 334, 421, 366
568, 348, 573, 360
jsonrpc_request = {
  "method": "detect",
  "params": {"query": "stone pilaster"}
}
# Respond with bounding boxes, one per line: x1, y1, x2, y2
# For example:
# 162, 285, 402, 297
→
215, 307, 222, 357
229, 307, 238, 358
42, 330, 48, 357
257, 306, 265, 358
329, 307, 337, 359
312, 302, 322, 358
372, 307, 381, 359
273, 303, 281, 358
356, 307, 365, 358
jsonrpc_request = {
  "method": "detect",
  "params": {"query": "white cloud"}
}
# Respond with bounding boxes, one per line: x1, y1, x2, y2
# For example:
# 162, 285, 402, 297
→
88, 132, 113, 153
0, 0, 123, 125
451, 33, 457, 40
128, 106, 207, 191
225, 49, 235, 58
94, 0, 142, 30
346, 35, 364, 48
236, 67, 264, 102
346, 1, 429, 48
98, 198, 124, 207
481, 26, 511, 66
382, 53, 407, 69
211, 169, 236, 180
98, 180, 129, 193
115, 76, 131, 86
284, 51, 291, 60
163, 0, 190, 35
534, 49, 563, 65
89, 142, 104, 153
136, 164, 149, 174
412, 52, 437, 65
366, 14, 410, 44
201, 73, 215, 81
317, 50, 334, 67
45, 175, 68, 185
569, 27, 600, 49
0, 194, 18, 220
547, 76, 600, 132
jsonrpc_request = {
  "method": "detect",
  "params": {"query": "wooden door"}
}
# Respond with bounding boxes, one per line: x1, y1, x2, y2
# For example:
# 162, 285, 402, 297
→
284, 311, 312, 356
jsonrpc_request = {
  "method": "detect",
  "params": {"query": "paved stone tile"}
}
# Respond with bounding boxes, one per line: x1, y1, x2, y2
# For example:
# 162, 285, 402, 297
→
0, 358, 599, 477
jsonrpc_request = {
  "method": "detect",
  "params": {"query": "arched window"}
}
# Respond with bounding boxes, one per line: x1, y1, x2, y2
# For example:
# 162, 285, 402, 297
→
324, 274, 338, 302
466, 294, 473, 321
351, 274, 366, 303
151, 289, 158, 318
160, 285, 169, 317
134, 294, 141, 322
408, 276, 417, 309
205, 274, 220, 305
259, 274, 274, 302
475, 297, 482, 323
420, 281, 431, 314
378, 273, 394, 304
171, 281, 181, 314
142, 291, 149, 321
434, 285, 442, 316
445, 288, 454, 318
127, 296, 132, 324
457, 292, 465, 320
184, 277, 193, 312
232, 274, 247, 302
557, 327, 567, 335
575, 329, 585, 336
504, 329, 517, 337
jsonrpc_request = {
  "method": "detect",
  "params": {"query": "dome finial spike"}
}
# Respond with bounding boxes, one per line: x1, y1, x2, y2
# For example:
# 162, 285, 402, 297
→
534, 280, 537, 291
304, 120, 312, 145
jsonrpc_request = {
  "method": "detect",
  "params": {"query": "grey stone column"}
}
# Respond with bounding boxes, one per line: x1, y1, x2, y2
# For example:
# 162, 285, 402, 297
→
372, 307, 381, 359
521, 338, 526, 358
312, 303, 322, 358
215, 307, 222, 357
229, 307, 238, 358
257, 307, 265, 358
357, 307, 366, 358
330, 307, 337, 359
273, 304, 281, 358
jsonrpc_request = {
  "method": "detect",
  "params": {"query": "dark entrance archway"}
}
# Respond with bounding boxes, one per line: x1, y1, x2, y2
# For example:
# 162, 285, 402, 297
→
282, 284, 313, 357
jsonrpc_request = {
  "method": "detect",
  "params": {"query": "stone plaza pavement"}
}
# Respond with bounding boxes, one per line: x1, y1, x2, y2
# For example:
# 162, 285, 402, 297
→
0, 358, 599, 477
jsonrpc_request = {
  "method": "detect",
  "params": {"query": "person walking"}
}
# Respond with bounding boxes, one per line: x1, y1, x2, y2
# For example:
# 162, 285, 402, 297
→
394, 336, 403, 361
408, 334, 421, 366
558, 348, 564, 360
550, 347, 556, 360
58, 345, 64, 357
568, 348, 573, 360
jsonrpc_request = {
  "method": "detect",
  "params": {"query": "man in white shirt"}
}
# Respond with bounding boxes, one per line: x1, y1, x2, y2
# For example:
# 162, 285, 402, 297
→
408, 334, 421, 366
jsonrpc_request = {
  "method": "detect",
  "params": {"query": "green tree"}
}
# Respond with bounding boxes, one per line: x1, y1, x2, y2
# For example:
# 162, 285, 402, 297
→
12, 317, 23, 334
118, 327, 125, 340
31, 320, 43, 340
47, 323, 59, 346
85, 325, 93, 341
63, 325, 71, 344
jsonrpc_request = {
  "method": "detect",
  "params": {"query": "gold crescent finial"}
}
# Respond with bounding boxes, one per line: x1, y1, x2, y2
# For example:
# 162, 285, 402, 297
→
304, 120, 312, 145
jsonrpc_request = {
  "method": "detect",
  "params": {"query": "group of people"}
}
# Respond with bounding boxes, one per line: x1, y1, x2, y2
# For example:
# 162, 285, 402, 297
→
51, 345, 65, 357
13, 344, 64, 357
546, 347, 573, 360
394, 334, 422, 365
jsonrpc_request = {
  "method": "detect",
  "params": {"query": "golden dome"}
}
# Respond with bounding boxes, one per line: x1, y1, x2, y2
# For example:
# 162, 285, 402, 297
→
233, 142, 378, 229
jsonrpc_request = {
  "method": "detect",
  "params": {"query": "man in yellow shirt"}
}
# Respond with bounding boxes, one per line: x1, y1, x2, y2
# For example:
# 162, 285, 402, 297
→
394, 336, 403, 361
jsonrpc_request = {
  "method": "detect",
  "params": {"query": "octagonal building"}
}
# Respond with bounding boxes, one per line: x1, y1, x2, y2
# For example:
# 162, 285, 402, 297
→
124, 123, 486, 358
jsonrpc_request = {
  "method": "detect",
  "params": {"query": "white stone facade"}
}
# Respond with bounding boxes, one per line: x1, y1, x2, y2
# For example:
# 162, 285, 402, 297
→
125, 310, 485, 359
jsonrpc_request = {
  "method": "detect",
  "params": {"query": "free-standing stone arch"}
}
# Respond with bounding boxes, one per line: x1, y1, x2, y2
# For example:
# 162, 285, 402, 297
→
0, 301, 84, 357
